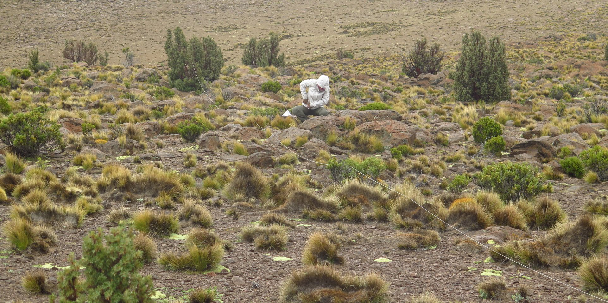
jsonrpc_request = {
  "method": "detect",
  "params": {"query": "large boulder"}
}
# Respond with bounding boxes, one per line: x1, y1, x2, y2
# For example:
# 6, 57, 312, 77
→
246, 152, 274, 168
356, 120, 431, 147
134, 68, 159, 82
570, 123, 604, 138
266, 127, 312, 146
549, 133, 589, 155
336, 110, 403, 123
299, 116, 342, 140
220, 124, 265, 141
199, 131, 224, 151
510, 139, 556, 162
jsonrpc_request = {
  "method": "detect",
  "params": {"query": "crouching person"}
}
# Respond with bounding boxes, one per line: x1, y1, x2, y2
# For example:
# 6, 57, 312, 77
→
284, 75, 330, 121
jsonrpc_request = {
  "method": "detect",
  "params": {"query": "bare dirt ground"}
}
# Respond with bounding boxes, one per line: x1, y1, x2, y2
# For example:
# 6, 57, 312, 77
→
0, 0, 606, 69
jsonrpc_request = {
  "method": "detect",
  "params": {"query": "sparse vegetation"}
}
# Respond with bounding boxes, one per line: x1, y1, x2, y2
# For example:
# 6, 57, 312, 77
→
403, 37, 444, 78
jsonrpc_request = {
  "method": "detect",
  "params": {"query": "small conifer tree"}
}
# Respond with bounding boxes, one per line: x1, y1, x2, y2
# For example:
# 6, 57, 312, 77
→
453, 31, 511, 103
242, 32, 285, 67
165, 27, 224, 92
56, 225, 154, 302
403, 38, 444, 78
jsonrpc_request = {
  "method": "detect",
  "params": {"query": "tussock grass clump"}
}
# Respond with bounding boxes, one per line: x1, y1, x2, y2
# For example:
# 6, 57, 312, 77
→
281, 265, 388, 303
337, 181, 386, 208
189, 287, 223, 303
447, 199, 493, 230
492, 215, 608, 268
302, 232, 344, 266
475, 191, 504, 214
241, 224, 288, 250
97, 164, 133, 192
260, 212, 295, 228
133, 233, 157, 264
186, 228, 222, 249
179, 200, 213, 228
271, 116, 295, 130
4, 152, 25, 174
519, 197, 566, 230
585, 198, 608, 215
224, 162, 269, 200
0, 173, 21, 195
159, 243, 224, 272
72, 153, 97, 170
279, 190, 338, 214
133, 210, 179, 237
22, 271, 49, 294
3, 218, 57, 252
270, 173, 309, 206
133, 165, 184, 197
391, 184, 447, 230
108, 207, 132, 224
493, 204, 527, 230
396, 229, 440, 250
477, 279, 507, 300
338, 206, 363, 222
408, 292, 443, 303
579, 256, 608, 294
303, 209, 336, 222
0, 187, 7, 203
348, 130, 384, 153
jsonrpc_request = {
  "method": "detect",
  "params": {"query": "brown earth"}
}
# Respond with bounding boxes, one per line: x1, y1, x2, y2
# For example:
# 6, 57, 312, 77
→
1, 0, 606, 69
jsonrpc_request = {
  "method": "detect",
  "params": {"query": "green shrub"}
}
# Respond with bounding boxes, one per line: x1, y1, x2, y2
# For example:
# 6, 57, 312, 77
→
605, 43, 608, 61
28, 49, 50, 73
403, 37, 444, 78
472, 117, 502, 143
241, 32, 285, 67
358, 102, 391, 111
189, 287, 224, 303
580, 145, 608, 181
0, 96, 12, 115
0, 75, 9, 89
476, 161, 545, 202
390, 144, 421, 160
447, 173, 470, 193
62, 40, 99, 65
560, 156, 585, 178
165, 27, 224, 92
548, 85, 567, 100
177, 116, 214, 142
261, 80, 282, 93
153, 86, 175, 100
0, 109, 64, 156
327, 157, 386, 183
453, 31, 511, 103
56, 225, 154, 302
484, 135, 505, 154
11, 69, 31, 80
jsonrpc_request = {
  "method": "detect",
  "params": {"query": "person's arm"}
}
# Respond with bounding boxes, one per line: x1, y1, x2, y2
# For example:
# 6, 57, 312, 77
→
300, 79, 316, 104
308, 87, 330, 109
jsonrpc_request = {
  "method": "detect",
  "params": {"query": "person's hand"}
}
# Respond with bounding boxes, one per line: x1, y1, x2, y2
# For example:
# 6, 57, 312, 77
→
302, 99, 310, 107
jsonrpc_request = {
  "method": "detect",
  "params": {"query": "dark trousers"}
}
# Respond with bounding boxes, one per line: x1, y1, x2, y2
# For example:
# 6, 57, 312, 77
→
290, 105, 330, 121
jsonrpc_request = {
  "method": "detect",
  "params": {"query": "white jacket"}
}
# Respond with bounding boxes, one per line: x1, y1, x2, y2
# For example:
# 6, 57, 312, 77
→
300, 79, 330, 109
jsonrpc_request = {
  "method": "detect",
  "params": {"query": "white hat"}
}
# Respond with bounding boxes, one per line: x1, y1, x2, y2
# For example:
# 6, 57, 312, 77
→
317, 75, 329, 89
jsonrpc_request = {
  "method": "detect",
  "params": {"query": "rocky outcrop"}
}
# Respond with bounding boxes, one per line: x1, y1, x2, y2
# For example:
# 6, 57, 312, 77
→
266, 127, 312, 145
134, 68, 159, 82
511, 139, 556, 162
356, 120, 430, 147
336, 110, 403, 123
299, 116, 342, 140
220, 124, 265, 141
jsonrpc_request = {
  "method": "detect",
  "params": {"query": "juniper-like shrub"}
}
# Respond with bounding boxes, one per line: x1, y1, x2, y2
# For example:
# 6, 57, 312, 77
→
476, 161, 545, 202
165, 27, 224, 92
261, 80, 282, 93
27, 49, 50, 73
560, 156, 585, 178
0, 108, 64, 156
62, 40, 99, 65
402, 37, 444, 78
241, 32, 285, 67
580, 145, 608, 181
484, 135, 505, 155
56, 225, 154, 302
453, 31, 511, 103
177, 116, 214, 142
472, 117, 502, 143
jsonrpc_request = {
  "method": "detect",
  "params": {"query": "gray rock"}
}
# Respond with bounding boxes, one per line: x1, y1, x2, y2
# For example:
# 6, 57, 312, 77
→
246, 152, 274, 168
266, 127, 312, 145
336, 109, 403, 123
134, 68, 158, 82
511, 139, 555, 162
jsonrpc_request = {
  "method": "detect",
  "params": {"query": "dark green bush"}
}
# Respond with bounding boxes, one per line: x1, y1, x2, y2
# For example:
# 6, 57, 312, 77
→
390, 144, 417, 160
447, 173, 470, 193
402, 37, 444, 78
153, 86, 175, 100
605, 43, 608, 61
358, 102, 391, 111
62, 40, 99, 65
177, 116, 214, 142
327, 157, 386, 182
0, 75, 9, 89
165, 27, 224, 92
484, 135, 505, 154
548, 85, 566, 100
11, 69, 31, 80
563, 83, 582, 97
0, 109, 64, 156
476, 161, 545, 202
241, 32, 285, 67
28, 49, 50, 73
560, 156, 585, 178
472, 117, 502, 143
453, 31, 510, 103
261, 80, 282, 93
580, 145, 608, 181
0, 96, 11, 115
56, 225, 154, 302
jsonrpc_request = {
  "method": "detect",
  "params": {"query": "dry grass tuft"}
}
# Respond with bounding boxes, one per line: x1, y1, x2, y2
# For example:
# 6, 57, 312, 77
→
241, 224, 288, 250
447, 199, 493, 230
179, 200, 213, 228
132, 165, 184, 197
224, 162, 269, 200
133, 233, 157, 264
22, 271, 49, 294
159, 243, 224, 272
519, 197, 566, 230
186, 228, 222, 249
493, 204, 528, 230
281, 265, 388, 303
97, 164, 133, 192
477, 279, 507, 300
260, 212, 295, 228
302, 232, 344, 266
189, 287, 222, 303
279, 190, 338, 214
579, 256, 608, 294
4, 152, 25, 174
3, 218, 57, 252
337, 181, 386, 208
475, 191, 504, 214
133, 210, 179, 237
0, 173, 22, 196
396, 229, 440, 250
408, 292, 443, 303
